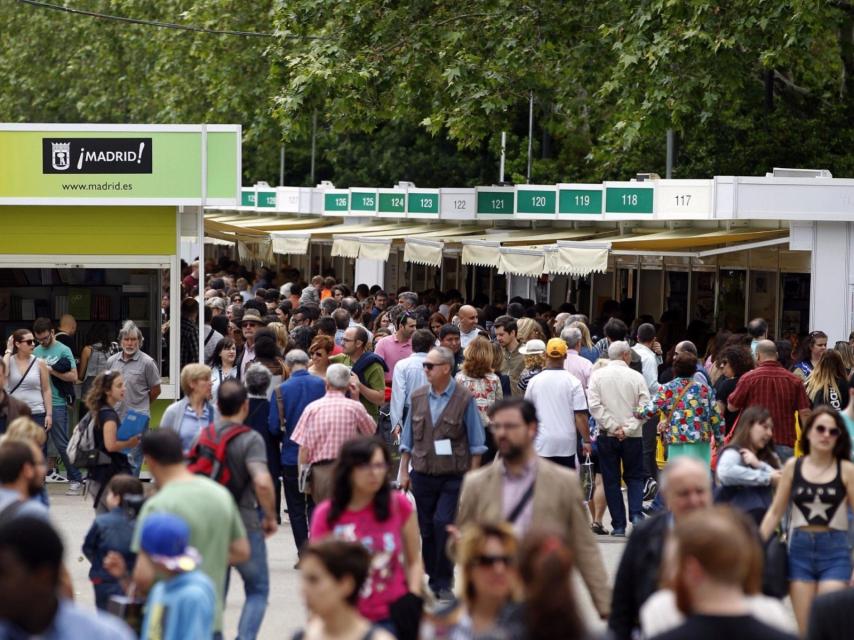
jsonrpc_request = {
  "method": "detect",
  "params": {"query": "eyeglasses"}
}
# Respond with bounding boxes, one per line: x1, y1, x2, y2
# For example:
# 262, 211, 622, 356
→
473, 554, 514, 568
356, 462, 389, 473
17, 339, 36, 346
423, 362, 446, 370
815, 425, 841, 437
242, 322, 260, 328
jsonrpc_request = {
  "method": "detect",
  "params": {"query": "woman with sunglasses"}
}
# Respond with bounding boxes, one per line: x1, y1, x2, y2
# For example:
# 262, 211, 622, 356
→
422, 522, 522, 640
310, 437, 423, 637
307, 335, 333, 379
793, 330, 828, 382
4, 329, 52, 432
84, 370, 141, 512
760, 406, 854, 634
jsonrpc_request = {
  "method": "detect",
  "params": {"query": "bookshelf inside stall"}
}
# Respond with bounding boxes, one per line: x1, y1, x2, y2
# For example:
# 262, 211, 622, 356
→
0, 268, 163, 371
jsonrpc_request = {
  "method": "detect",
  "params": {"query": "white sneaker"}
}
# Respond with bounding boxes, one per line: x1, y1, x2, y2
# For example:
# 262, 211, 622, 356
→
46, 471, 69, 483
65, 481, 83, 496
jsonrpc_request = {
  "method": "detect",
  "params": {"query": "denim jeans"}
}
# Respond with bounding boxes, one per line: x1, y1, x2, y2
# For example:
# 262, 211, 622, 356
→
597, 436, 644, 531
641, 417, 659, 481
775, 444, 795, 463
282, 464, 308, 552
51, 404, 82, 482
127, 428, 148, 478
410, 471, 462, 592
225, 529, 270, 640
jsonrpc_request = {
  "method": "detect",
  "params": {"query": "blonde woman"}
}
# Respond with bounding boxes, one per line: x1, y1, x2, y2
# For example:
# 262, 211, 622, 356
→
516, 318, 545, 345
265, 321, 289, 352
805, 350, 850, 410
421, 522, 522, 639
517, 340, 546, 394
456, 337, 504, 427
569, 321, 599, 364
160, 363, 215, 453
834, 341, 854, 378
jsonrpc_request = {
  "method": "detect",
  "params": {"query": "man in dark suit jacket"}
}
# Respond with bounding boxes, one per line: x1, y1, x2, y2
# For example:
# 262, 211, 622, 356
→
806, 588, 854, 640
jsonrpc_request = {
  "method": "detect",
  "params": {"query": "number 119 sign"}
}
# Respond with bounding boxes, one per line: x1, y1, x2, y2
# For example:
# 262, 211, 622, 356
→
558, 184, 603, 219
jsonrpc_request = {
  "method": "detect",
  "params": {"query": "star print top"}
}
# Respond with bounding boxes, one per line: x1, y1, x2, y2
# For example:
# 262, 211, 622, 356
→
790, 458, 848, 530
638, 377, 724, 446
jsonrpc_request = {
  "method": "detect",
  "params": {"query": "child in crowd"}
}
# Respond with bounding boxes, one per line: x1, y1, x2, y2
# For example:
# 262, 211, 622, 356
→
138, 513, 216, 640
82, 474, 144, 610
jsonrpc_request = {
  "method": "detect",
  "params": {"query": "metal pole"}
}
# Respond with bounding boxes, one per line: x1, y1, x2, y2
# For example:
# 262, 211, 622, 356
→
666, 129, 674, 179
198, 125, 207, 364
279, 144, 285, 186
310, 110, 317, 184
499, 132, 506, 183
527, 92, 534, 183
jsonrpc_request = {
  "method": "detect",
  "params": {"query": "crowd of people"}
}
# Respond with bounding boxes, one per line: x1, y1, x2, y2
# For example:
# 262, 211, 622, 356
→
2, 259, 854, 639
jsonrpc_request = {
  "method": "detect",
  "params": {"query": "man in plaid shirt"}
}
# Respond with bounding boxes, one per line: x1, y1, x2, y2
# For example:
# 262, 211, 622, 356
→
727, 339, 811, 461
291, 363, 376, 515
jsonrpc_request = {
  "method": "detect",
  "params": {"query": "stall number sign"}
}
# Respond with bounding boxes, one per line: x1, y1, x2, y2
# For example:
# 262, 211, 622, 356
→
559, 188, 602, 214
257, 191, 276, 208
350, 192, 377, 212
241, 190, 257, 207
605, 187, 654, 214
477, 191, 514, 215
407, 192, 439, 215
517, 190, 556, 215
324, 192, 349, 212
378, 193, 406, 215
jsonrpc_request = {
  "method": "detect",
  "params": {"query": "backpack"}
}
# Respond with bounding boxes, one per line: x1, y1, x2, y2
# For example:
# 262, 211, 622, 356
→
66, 412, 111, 468
186, 423, 251, 500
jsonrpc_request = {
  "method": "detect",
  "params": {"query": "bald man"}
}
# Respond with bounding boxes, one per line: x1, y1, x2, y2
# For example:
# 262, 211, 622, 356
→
728, 339, 810, 461
457, 305, 482, 349
54, 314, 77, 355
674, 340, 711, 385
609, 458, 712, 640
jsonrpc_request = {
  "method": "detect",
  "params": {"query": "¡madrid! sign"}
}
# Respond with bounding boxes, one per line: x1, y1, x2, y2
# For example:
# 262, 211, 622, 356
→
0, 124, 241, 205
43, 138, 153, 174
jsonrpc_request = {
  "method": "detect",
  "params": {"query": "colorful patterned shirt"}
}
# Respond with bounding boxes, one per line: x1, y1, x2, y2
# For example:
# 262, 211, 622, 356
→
639, 377, 723, 445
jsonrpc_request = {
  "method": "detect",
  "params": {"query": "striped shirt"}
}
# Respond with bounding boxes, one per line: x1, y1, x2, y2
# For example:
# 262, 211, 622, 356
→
291, 390, 376, 463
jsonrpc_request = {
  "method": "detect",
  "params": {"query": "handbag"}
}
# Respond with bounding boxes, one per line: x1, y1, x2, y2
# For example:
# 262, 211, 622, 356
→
658, 381, 692, 456
762, 504, 791, 599
389, 592, 424, 640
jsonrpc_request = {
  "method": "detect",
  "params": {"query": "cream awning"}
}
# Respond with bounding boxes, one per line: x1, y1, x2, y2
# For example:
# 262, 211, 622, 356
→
404, 239, 444, 267
331, 237, 361, 258
498, 247, 546, 277
271, 232, 311, 256
546, 242, 610, 276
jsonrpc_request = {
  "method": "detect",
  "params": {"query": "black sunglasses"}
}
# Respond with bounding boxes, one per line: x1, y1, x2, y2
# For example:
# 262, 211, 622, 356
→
815, 425, 841, 437
17, 339, 36, 346
473, 554, 514, 568
423, 362, 446, 371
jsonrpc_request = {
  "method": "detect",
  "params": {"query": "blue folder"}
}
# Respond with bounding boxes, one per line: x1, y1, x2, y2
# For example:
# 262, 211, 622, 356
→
117, 410, 148, 440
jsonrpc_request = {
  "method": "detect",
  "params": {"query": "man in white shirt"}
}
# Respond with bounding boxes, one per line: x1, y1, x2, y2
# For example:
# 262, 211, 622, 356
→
587, 341, 650, 536
524, 338, 591, 469
389, 329, 432, 434
632, 323, 662, 499
457, 305, 482, 349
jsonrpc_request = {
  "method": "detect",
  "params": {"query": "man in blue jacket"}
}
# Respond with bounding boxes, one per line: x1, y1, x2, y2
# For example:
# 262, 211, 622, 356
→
268, 349, 325, 554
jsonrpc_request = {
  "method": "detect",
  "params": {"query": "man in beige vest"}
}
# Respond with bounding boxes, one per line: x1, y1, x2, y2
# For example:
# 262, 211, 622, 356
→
455, 397, 612, 618
399, 346, 486, 601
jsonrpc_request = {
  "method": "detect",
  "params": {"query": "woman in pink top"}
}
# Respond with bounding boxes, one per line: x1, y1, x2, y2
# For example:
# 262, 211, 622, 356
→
310, 437, 424, 637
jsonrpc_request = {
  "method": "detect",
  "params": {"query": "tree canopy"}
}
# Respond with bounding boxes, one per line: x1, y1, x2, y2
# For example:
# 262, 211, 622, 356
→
3, 1, 854, 186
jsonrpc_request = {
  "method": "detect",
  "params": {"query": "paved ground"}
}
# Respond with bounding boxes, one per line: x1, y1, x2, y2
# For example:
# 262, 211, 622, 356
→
50, 483, 630, 639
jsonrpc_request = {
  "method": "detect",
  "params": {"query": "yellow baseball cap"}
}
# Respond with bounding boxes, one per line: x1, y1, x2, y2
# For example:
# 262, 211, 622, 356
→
546, 338, 568, 357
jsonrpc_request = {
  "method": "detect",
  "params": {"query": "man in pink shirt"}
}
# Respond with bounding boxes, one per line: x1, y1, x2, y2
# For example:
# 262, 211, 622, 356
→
374, 311, 417, 384
561, 326, 593, 391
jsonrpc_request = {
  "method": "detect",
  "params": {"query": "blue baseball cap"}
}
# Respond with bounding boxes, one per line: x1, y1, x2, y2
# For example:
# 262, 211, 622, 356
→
140, 513, 200, 572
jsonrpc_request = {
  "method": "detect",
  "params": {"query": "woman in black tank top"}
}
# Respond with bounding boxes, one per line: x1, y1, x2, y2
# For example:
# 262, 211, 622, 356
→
759, 406, 854, 635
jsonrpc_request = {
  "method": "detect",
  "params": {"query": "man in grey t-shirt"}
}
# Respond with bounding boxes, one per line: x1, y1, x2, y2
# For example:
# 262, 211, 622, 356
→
204, 379, 276, 639
106, 321, 161, 477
